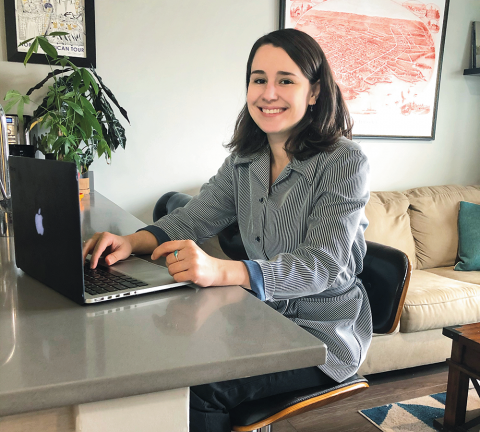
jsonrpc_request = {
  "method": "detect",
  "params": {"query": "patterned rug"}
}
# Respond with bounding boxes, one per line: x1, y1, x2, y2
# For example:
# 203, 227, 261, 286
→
359, 388, 480, 432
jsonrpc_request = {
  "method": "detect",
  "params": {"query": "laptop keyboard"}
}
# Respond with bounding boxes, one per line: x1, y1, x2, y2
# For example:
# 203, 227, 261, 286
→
84, 260, 149, 296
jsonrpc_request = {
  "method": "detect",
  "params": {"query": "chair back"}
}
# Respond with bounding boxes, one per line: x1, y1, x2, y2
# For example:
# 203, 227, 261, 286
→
358, 241, 411, 334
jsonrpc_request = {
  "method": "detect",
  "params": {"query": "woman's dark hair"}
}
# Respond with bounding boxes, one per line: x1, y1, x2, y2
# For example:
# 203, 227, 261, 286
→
226, 28, 353, 160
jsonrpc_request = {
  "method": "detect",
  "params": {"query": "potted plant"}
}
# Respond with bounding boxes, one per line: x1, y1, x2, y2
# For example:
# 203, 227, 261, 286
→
3, 32, 129, 192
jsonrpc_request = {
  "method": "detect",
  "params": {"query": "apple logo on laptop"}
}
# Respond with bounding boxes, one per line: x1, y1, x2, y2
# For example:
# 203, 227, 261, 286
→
35, 209, 44, 235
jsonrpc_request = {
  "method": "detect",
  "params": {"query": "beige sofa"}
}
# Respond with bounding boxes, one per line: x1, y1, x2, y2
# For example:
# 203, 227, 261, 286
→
358, 184, 480, 375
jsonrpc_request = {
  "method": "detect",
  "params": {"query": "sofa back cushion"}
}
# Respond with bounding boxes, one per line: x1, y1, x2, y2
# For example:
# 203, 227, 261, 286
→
365, 191, 417, 269
405, 185, 480, 269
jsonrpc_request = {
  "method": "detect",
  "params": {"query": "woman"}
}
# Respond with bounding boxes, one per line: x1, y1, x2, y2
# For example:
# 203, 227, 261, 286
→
84, 28, 372, 432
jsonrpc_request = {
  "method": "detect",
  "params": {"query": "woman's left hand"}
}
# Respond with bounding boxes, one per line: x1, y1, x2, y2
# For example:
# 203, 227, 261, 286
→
151, 240, 222, 287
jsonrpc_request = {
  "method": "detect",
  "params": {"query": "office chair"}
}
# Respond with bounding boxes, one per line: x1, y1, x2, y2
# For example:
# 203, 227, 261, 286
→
154, 192, 412, 432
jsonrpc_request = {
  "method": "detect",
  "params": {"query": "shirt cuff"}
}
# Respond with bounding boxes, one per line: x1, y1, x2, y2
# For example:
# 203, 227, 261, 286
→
242, 260, 266, 301
137, 226, 171, 246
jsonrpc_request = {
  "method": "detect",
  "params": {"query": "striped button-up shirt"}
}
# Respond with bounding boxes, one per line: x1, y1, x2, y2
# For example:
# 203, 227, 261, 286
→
153, 137, 372, 382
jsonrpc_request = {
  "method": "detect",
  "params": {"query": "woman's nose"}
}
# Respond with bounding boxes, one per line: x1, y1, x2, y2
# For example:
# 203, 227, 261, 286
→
262, 83, 278, 101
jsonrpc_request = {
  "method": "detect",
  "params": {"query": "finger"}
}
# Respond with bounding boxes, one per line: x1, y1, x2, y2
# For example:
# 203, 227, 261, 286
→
105, 252, 120, 266
90, 233, 115, 269
172, 270, 192, 284
166, 259, 189, 276
165, 249, 185, 266
82, 233, 100, 263
151, 240, 186, 261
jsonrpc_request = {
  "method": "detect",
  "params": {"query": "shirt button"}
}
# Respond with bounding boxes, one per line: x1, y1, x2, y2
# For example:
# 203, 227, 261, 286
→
259, 197, 264, 203
255, 236, 261, 242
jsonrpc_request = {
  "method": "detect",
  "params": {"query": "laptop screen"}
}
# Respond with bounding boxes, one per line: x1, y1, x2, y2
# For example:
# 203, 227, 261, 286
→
9, 157, 85, 304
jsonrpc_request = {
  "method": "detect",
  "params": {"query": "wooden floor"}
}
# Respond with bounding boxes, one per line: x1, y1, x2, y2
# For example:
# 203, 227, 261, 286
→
274, 362, 449, 432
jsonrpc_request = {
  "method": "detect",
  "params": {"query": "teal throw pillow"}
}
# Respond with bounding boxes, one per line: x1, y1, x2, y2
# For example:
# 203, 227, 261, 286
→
455, 201, 480, 271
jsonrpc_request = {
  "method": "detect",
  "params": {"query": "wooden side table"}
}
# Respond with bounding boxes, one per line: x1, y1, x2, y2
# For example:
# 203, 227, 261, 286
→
434, 322, 480, 432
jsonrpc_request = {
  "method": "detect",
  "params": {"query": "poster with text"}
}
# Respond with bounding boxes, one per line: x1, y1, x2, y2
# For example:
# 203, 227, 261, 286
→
281, 0, 449, 139
15, 0, 87, 59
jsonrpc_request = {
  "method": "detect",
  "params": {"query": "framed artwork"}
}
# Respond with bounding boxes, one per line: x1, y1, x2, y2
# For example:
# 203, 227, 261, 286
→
4, 0, 96, 67
471, 21, 480, 68
280, 0, 450, 139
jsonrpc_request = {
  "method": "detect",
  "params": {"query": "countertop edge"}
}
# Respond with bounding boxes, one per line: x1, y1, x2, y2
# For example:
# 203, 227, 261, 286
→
0, 344, 326, 417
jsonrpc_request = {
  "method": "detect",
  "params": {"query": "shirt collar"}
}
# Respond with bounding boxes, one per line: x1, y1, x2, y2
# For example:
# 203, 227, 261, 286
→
289, 155, 319, 185
233, 146, 269, 166
233, 147, 319, 185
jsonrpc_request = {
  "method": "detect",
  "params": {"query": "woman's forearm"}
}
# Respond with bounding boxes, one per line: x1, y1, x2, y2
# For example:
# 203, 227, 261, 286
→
215, 260, 251, 289
125, 231, 160, 255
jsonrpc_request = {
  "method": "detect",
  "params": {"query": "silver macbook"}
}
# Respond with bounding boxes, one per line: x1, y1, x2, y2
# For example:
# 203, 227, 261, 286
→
9, 156, 190, 305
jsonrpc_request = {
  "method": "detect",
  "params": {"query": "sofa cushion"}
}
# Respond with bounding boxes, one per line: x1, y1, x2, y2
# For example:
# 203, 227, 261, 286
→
364, 191, 417, 269
404, 185, 480, 270
400, 270, 480, 333
455, 201, 480, 271
425, 266, 480, 285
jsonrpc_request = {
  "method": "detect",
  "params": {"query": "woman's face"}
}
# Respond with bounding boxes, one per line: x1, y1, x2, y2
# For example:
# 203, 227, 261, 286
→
247, 44, 319, 145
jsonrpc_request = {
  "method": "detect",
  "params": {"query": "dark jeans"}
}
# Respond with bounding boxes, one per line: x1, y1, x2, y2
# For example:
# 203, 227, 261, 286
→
190, 366, 331, 432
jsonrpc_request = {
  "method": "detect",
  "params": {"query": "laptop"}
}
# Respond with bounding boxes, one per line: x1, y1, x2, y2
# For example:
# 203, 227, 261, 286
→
8, 156, 191, 305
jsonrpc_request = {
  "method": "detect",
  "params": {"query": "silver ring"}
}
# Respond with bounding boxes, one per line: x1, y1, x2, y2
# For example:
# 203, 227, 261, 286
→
174, 250, 179, 262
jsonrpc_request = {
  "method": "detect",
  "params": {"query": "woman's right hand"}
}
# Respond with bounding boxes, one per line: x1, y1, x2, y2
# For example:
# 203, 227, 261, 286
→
83, 232, 133, 269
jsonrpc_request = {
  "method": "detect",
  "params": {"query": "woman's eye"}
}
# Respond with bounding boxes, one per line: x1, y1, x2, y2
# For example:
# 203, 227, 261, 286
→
280, 79, 294, 85
252, 78, 266, 84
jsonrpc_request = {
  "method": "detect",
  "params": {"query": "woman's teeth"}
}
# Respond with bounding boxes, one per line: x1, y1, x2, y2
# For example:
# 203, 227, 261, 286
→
262, 108, 284, 114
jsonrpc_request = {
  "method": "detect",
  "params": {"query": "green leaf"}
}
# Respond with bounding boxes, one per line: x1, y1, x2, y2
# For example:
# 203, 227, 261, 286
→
61, 58, 78, 71
80, 95, 96, 114
47, 93, 55, 107
18, 37, 35, 47
58, 57, 69, 67
65, 135, 77, 155
92, 93, 127, 151
83, 69, 98, 95
65, 100, 83, 116
97, 145, 104, 158
24, 38, 39, 66
75, 124, 87, 141
37, 37, 58, 59
4, 90, 21, 100
47, 32, 69, 37
4, 97, 20, 113
72, 71, 82, 89
58, 124, 68, 136
79, 116, 92, 140
79, 68, 92, 93
62, 91, 75, 99
90, 68, 130, 123
84, 110, 103, 136
52, 136, 66, 152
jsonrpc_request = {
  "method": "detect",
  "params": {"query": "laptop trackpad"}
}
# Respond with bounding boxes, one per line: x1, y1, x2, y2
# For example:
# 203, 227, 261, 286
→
109, 256, 185, 286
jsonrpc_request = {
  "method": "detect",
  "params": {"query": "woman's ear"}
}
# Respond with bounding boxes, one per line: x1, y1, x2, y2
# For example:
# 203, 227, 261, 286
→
310, 81, 320, 104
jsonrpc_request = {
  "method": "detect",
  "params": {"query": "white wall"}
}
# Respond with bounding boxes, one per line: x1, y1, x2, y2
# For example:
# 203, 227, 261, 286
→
1, 0, 479, 224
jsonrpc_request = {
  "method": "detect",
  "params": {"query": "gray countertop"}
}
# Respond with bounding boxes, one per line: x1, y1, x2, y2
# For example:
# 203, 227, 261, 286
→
0, 192, 326, 417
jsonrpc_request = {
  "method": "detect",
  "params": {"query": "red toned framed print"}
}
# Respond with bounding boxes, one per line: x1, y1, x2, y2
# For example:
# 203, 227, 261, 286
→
4, 0, 96, 67
280, 0, 450, 139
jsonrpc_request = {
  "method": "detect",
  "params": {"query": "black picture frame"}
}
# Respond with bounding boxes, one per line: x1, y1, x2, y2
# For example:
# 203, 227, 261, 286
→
279, 0, 450, 140
4, 0, 96, 67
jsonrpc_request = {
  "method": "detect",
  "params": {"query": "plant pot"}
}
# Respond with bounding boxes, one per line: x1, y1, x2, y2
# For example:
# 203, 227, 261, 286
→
45, 153, 56, 160
79, 171, 94, 195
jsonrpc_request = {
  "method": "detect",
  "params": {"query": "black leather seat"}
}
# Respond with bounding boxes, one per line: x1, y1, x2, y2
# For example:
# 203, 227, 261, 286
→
154, 192, 412, 432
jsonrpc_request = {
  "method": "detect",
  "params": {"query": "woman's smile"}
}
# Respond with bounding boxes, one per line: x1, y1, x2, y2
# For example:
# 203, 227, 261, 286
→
258, 107, 288, 116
